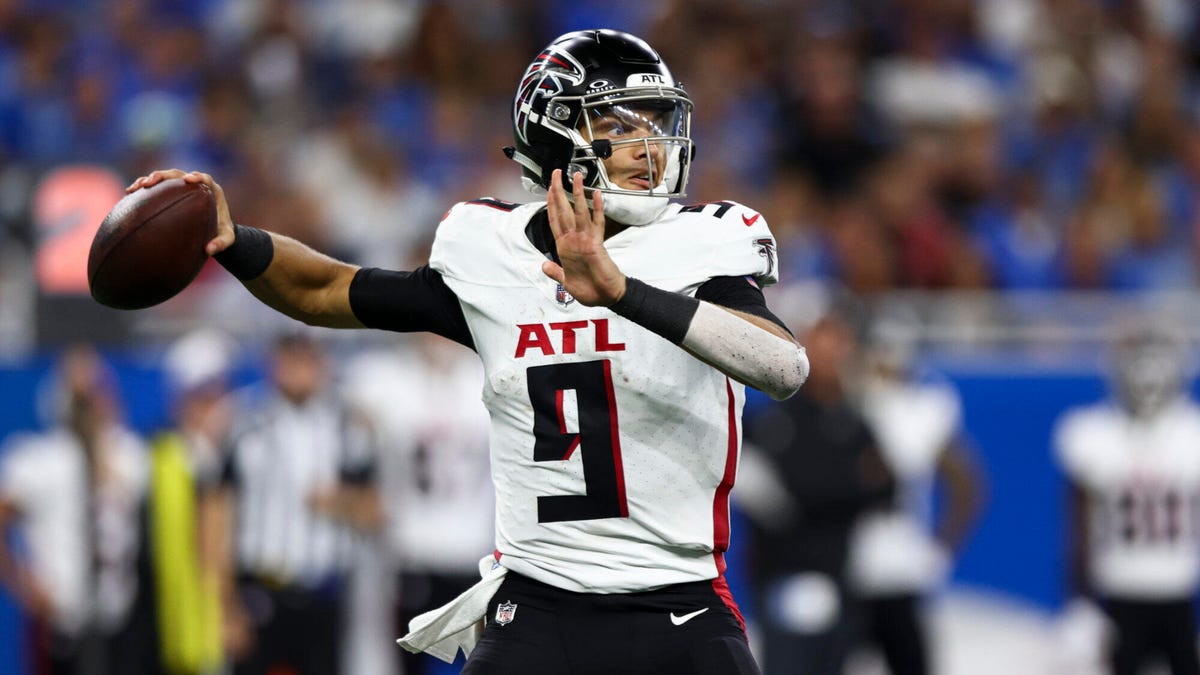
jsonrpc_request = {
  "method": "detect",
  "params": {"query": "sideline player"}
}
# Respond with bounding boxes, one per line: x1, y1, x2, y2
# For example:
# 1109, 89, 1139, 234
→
847, 310, 985, 675
128, 29, 809, 674
1054, 322, 1200, 675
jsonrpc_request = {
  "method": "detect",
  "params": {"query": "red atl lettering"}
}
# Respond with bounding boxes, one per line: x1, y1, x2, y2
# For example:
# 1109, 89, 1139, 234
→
592, 319, 625, 351
514, 319, 626, 358
515, 324, 554, 358
549, 321, 589, 354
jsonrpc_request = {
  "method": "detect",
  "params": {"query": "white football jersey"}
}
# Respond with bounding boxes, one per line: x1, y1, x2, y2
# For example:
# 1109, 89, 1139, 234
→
429, 198, 779, 593
342, 343, 494, 573
0, 426, 146, 634
851, 376, 961, 593
1055, 398, 1200, 599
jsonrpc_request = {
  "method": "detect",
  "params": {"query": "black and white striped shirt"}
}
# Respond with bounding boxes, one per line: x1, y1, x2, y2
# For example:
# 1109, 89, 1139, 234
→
218, 389, 375, 588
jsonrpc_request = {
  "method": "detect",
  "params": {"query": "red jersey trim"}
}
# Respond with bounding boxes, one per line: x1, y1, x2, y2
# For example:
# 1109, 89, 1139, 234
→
711, 574, 748, 636
711, 378, 746, 634
712, 378, 737, 558
602, 360, 629, 518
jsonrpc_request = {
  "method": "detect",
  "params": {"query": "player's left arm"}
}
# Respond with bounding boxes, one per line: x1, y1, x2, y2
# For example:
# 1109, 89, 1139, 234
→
542, 170, 809, 400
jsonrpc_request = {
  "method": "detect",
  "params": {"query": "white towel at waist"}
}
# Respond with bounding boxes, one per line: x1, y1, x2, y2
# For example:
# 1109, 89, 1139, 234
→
396, 556, 508, 663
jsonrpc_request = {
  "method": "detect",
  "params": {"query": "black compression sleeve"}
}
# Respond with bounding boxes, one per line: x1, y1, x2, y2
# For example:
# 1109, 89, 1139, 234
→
696, 276, 792, 336
609, 277, 699, 345
348, 266, 474, 349
214, 224, 274, 280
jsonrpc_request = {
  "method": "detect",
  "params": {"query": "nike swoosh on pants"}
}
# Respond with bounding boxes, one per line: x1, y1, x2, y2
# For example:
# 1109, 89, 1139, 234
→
669, 607, 709, 625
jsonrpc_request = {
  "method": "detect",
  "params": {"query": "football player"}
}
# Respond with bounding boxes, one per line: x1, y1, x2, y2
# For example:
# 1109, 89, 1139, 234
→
848, 310, 985, 675
1054, 322, 1200, 675
129, 29, 809, 675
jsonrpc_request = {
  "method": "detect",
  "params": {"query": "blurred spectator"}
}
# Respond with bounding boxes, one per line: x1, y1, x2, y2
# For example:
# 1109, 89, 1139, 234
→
287, 103, 443, 270
0, 345, 152, 674
847, 308, 987, 675
736, 301, 894, 675
825, 195, 898, 295
343, 332, 493, 675
1054, 321, 1200, 675
201, 333, 381, 675
762, 170, 834, 285
778, 30, 889, 198
866, 141, 991, 289
146, 330, 236, 675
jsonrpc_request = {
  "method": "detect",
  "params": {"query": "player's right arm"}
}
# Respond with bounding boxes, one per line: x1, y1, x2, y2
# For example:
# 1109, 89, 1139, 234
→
129, 170, 476, 344
128, 169, 363, 327
239, 233, 362, 328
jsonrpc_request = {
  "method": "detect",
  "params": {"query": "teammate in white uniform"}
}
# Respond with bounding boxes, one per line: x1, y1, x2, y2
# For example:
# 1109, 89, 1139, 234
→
0, 345, 150, 674
343, 333, 493, 675
129, 29, 808, 675
1055, 323, 1200, 675
849, 313, 985, 675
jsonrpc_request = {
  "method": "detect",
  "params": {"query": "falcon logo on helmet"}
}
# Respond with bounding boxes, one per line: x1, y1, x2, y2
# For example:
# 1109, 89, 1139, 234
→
503, 29, 695, 226
514, 47, 586, 146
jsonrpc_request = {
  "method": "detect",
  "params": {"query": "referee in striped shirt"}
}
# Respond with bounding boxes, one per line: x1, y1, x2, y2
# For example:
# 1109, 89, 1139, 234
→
201, 333, 381, 675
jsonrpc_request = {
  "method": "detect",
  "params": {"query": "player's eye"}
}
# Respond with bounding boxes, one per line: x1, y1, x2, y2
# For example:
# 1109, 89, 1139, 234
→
595, 119, 627, 136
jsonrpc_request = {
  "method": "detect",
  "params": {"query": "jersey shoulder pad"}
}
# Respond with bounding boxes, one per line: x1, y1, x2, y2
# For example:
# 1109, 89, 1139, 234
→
668, 199, 779, 286
1052, 404, 1113, 477
430, 199, 537, 281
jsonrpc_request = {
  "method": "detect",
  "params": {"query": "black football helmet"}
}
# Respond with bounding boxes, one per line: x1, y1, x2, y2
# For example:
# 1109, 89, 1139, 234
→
505, 29, 693, 203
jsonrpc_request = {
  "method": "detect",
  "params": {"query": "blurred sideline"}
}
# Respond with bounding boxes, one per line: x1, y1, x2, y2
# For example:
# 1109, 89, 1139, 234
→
3, 293, 1197, 673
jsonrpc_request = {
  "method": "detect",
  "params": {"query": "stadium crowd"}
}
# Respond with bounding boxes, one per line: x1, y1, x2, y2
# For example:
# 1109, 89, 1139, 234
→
2, 0, 1200, 296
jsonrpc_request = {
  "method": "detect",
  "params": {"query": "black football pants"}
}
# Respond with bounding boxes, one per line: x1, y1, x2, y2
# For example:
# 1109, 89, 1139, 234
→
858, 594, 929, 675
463, 572, 761, 675
1105, 597, 1200, 675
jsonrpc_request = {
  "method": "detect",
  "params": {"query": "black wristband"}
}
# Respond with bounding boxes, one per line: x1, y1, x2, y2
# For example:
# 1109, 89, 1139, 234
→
609, 277, 699, 345
214, 224, 274, 281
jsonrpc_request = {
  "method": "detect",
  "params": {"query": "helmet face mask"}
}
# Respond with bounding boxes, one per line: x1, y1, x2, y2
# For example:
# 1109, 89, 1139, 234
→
507, 30, 695, 214
576, 97, 692, 198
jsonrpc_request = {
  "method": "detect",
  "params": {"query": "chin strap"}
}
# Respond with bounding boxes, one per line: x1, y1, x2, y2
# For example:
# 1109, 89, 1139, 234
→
602, 191, 670, 226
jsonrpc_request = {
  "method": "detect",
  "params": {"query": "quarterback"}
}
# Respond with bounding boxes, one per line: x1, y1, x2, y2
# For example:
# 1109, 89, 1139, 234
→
129, 29, 808, 674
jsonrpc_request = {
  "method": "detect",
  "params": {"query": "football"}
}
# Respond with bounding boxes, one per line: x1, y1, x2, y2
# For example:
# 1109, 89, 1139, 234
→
88, 178, 217, 310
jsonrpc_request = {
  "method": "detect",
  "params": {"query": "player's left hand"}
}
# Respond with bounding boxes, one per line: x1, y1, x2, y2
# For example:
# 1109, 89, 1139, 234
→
542, 169, 627, 306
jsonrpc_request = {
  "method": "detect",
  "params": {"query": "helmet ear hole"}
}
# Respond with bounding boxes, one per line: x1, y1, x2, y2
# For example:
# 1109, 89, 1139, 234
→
566, 163, 590, 185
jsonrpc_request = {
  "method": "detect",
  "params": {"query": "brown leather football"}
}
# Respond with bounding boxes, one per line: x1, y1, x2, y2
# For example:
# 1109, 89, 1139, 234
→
87, 178, 217, 310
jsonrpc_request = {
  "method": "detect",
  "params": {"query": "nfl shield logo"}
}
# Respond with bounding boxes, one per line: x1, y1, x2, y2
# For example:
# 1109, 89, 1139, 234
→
556, 283, 574, 306
495, 601, 518, 626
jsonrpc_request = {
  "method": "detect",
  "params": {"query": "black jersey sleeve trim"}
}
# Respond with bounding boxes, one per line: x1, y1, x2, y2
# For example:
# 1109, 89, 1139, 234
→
696, 275, 792, 336
348, 266, 475, 350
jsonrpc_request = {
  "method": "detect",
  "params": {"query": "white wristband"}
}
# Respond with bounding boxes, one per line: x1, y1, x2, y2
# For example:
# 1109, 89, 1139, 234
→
681, 302, 809, 400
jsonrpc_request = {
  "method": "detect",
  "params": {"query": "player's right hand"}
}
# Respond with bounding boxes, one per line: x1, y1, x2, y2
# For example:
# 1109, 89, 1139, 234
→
543, 168, 628, 306
126, 169, 235, 257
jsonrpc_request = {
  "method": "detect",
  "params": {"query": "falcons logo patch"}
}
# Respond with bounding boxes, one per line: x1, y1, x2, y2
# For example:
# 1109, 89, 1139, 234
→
755, 238, 777, 278
514, 47, 585, 144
